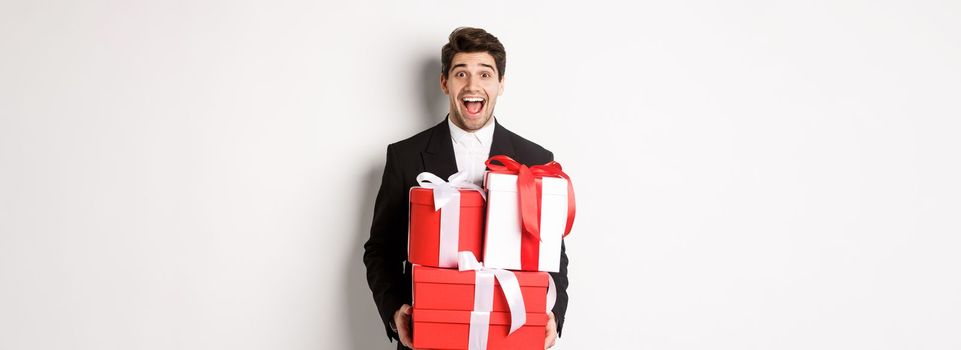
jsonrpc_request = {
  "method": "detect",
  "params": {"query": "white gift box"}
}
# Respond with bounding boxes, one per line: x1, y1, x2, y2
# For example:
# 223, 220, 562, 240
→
482, 171, 569, 272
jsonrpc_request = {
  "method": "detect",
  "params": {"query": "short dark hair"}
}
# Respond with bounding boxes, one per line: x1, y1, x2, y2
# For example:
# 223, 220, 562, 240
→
441, 27, 506, 81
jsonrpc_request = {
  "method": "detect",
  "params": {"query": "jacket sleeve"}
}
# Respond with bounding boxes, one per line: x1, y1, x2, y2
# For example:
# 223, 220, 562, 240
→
550, 241, 570, 336
363, 145, 412, 341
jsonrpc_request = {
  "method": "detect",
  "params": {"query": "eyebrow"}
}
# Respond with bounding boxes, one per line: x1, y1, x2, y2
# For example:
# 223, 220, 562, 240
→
451, 63, 496, 72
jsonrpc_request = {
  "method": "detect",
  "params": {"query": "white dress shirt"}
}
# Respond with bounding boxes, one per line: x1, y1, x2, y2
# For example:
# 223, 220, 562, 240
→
448, 117, 496, 186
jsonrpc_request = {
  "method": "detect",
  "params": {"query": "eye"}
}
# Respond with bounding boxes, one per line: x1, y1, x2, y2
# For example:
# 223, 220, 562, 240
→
481, 72, 491, 78
456, 71, 466, 78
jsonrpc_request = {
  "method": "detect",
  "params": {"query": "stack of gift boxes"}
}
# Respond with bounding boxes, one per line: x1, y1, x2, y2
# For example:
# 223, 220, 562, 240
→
407, 155, 575, 350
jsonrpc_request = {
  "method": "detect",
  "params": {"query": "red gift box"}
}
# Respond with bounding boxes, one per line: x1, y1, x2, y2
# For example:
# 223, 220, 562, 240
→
412, 265, 549, 313
413, 309, 548, 350
412, 264, 551, 349
408, 187, 486, 268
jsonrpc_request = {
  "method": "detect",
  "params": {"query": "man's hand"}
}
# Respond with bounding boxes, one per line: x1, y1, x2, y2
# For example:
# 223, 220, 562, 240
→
545, 312, 557, 349
393, 304, 414, 349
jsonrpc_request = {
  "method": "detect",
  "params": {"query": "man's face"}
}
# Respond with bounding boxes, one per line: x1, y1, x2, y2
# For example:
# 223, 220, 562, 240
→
441, 52, 505, 131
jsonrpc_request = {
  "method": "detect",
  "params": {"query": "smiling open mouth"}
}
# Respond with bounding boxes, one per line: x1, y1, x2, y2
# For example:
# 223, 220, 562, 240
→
461, 97, 485, 116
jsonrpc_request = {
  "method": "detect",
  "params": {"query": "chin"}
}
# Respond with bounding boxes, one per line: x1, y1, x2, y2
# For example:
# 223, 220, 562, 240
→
466, 117, 490, 130
453, 113, 485, 130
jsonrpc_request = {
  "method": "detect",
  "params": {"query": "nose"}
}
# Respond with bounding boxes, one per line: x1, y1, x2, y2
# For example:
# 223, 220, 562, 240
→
465, 76, 481, 91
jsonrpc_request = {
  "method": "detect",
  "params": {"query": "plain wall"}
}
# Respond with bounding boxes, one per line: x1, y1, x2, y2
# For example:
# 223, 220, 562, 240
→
2, 0, 959, 349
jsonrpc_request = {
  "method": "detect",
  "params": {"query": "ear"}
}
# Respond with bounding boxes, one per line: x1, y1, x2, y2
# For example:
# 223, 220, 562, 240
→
440, 74, 450, 95
497, 75, 505, 96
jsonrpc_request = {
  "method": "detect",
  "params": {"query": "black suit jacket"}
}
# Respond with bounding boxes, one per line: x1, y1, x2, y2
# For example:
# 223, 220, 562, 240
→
363, 118, 570, 348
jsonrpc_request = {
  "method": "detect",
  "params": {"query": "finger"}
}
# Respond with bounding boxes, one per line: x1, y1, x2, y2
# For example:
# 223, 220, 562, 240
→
545, 328, 556, 349
400, 335, 413, 349
545, 324, 557, 348
545, 315, 557, 349
398, 322, 414, 348
404, 308, 414, 347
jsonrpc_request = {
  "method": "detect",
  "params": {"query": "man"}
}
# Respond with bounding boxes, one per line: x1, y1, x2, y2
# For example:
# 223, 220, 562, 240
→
363, 27, 570, 350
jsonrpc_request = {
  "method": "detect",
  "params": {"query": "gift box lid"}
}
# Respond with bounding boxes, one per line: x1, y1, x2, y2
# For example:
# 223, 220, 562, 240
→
413, 309, 549, 326
413, 264, 550, 287
409, 187, 486, 207
484, 172, 568, 196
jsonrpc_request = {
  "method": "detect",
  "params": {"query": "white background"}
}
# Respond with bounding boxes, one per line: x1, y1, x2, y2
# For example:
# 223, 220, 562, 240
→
2, 1, 959, 349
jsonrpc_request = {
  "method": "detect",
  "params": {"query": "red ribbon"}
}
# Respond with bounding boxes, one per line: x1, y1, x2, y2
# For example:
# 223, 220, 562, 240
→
486, 155, 576, 271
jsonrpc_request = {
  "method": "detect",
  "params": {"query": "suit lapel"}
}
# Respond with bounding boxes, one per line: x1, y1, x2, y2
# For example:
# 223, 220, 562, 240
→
421, 117, 459, 179
422, 117, 517, 177
488, 119, 517, 163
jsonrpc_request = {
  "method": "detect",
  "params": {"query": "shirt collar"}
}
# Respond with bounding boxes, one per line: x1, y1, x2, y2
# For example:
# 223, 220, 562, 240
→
448, 115, 496, 147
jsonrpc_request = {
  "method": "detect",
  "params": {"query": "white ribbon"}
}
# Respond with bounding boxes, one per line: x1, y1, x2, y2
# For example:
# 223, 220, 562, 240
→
416, 172, 486, 267
458, 252, 527, 350
457, 252, 560, 350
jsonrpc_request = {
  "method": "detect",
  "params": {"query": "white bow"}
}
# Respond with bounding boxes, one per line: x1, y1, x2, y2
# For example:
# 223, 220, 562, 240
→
457, 252, 559, 350
457, 252, 527, 334
416, 171, 486, 210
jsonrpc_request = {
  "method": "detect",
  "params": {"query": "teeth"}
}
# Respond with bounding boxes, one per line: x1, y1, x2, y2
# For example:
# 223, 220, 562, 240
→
462, 97, 484, 102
